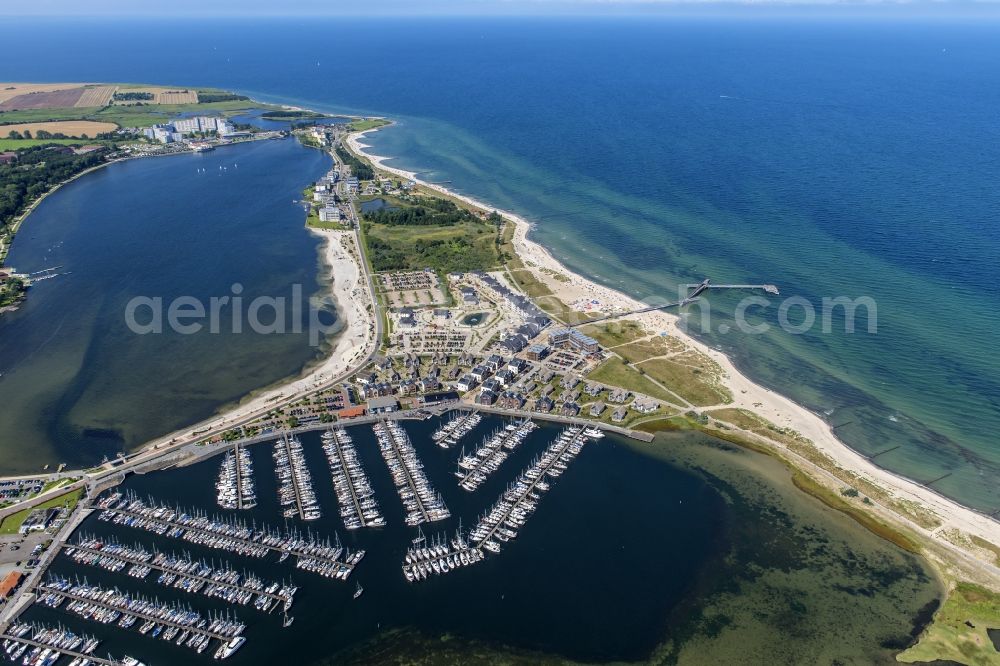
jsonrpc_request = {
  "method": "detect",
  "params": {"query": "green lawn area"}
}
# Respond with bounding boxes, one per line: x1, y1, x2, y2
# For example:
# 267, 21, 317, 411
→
349, 118, 390, 132
897, 582, 1000, 665
588, 357, 680, 405
579, 320, 649, 347
0, 488, 83, 535
364, 218, 499, 273
0, 138, 93, 151
533, 295, 601, 326
0, 98, 276, 130
636, 357, 732, 406
612, 337, 684, 364
307, 218, 347, 230
39, 478, 74, 494
508, 269, 553, 298
0, 106, 106, 125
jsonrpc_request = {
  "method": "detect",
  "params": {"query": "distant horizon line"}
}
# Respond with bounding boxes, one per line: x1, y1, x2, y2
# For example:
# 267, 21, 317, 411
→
4, 6, 1000, 19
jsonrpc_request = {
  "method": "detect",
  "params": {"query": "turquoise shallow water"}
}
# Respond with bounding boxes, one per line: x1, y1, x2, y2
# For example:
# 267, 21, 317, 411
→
1, 17, 998, 511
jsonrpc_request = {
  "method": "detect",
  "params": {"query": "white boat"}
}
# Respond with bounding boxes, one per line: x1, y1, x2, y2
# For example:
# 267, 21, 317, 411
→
214, 636, 246, 660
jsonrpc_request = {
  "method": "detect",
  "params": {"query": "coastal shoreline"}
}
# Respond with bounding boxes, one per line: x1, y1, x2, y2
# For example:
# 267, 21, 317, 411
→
344, 127, 1000, 576
7, 94, 994, 582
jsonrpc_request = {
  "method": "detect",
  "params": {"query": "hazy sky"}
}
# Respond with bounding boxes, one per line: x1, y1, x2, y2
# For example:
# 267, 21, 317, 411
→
5, 0, 999, 16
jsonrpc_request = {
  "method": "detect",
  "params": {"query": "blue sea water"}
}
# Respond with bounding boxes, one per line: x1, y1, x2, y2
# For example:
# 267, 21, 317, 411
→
1, 16, 998, 511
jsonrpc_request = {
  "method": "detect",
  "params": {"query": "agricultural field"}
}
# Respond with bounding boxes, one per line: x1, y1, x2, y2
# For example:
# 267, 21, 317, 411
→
113, 86, 198, 105
1, 120, 117, 138
76, 85, 116, 107
0, 139, 94, 151
0, 86, 85, 111
0, 83, 94, 104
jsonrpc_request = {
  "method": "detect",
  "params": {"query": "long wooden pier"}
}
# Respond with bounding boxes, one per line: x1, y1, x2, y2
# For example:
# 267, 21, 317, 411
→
41, 586, 232, 642
476, 426, 588, 547
104, 503, 350, 568
276, 434, 307, 520
378, 423, 432, 524
324, 432, 367, 527
234, 442, 248, 510
0, 633, 123, 666
456, 424, 527, 489
64, 542, 289, 607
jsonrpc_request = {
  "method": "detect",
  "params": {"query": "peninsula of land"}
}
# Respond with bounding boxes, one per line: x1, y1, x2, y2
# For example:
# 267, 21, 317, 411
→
0, 83, 997, 664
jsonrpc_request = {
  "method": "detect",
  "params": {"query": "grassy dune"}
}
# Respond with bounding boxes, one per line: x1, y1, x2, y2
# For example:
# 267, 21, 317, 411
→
898, 583, 1000, 665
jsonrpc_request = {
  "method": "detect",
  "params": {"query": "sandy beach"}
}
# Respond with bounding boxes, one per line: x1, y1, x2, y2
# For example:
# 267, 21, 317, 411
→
346, 129, 1000, 576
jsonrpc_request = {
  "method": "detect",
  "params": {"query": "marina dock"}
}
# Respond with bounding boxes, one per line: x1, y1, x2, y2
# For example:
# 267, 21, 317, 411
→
321, 429, 385, 529
431, 411, 482, 449
454, 420, 537, 492
215, 441, 257, 511
38, 577, 245, 657
1, 623, 126, 666
97, 493, 359, 579
64, 537, 295, 613
273, 434, 320, 521
374, 421, 450, 526
471, 426, 596, 553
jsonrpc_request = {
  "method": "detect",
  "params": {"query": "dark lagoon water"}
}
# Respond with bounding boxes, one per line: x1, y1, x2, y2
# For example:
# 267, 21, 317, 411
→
0, 138, 332, 471
1, 17, 997, 511
358, 198, 397, 215
18, 417, 939, 664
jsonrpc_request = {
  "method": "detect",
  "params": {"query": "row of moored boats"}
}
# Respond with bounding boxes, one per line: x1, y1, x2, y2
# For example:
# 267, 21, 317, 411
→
469, 426, 601, 554
38, 578, 246, 659
401, 528, 484, 582
1, 623, 126, 666
215, 444, 256, 510
454, 419, 538, 492
321, 429, 385, 529
374, 421, 450, 526
97, 492, 347, 569
431, 411, 482, 449
273, 435, 321, 520
64, 536, 296, 614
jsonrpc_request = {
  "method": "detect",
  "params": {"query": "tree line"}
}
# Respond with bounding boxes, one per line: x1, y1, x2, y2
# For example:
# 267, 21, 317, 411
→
335, 145, 373, 181
362, 197, 473, 227
0, 145, 108, 239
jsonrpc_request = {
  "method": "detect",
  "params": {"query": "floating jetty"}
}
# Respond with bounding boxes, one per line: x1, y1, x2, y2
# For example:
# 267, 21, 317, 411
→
321, 429, 385, 529
96, 492, 359, 580
273, 434, 320, 520
216, 443, 256, 510
1, 622, 132, 666
470, 426, 600, 554
374, 421, 450, 526
431, 411, 482, 449
454, 419, 538, 492
401, 526, 484, 582
38, 576, 245, 659
64, 535, 296, 614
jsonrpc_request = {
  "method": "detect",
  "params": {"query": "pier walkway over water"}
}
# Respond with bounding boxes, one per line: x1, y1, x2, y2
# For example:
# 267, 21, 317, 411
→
39, 584, 234, 643
0, 633, 123, 666
64, 542, 291, 609
375, 422, 448, 524
324, 432, 368, 527
276, 434, 309, 520
475, 426, 589, 547
102, 499, 353, 571
567, 279, 778, 328
234, 442, 250, 511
